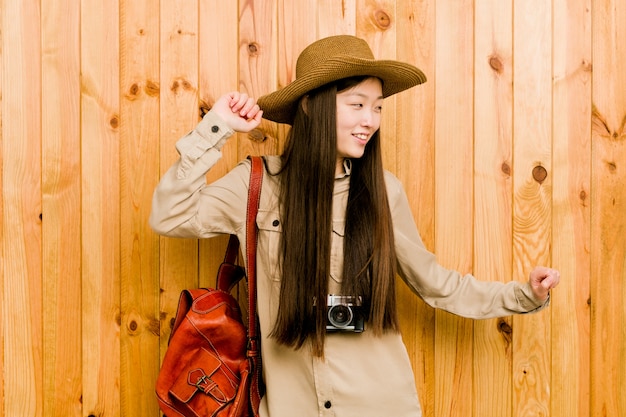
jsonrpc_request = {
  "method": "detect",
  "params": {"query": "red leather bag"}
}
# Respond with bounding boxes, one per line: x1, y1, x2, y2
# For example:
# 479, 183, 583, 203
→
156, 156, 264, 417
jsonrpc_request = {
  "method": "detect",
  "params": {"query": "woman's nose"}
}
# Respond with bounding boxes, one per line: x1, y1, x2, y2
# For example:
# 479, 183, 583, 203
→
361, 110, 374, 126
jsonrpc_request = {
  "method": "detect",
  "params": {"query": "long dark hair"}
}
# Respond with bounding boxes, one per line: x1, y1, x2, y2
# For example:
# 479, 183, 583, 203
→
270, 76, 398, 356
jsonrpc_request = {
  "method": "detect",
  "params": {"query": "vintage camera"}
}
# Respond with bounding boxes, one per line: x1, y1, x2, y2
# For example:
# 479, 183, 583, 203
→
326, 295, 364, 333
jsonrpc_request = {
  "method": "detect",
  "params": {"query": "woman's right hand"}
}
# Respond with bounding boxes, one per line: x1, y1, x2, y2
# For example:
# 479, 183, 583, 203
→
211, 92, 263, 133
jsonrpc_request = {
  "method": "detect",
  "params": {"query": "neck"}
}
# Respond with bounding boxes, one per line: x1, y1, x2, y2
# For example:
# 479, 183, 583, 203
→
335, 158, 346, 176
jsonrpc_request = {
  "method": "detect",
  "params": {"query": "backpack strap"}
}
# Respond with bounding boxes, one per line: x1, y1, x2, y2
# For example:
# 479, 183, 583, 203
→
216, 235, 246, 292
168, 288, 208, 343
246, 155, 264, 412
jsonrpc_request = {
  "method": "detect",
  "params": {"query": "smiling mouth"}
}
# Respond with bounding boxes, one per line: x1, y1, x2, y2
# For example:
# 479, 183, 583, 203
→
353, 133, 368, 143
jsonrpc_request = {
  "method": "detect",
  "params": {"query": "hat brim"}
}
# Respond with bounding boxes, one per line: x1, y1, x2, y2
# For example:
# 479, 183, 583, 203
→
257, 56, 427, 124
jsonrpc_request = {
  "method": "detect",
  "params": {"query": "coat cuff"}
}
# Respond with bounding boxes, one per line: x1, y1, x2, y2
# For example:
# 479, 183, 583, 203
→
515, 282, 550, 314
174, 111, 234, 178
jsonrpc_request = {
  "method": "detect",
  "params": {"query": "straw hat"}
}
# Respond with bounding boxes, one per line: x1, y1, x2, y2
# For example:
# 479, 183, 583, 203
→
257, 35, 427, 124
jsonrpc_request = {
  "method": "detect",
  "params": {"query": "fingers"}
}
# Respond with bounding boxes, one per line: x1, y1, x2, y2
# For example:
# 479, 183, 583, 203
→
528, 266, 560, 301
541, 268, 560, 290
211, 92, 263, 132
228, 92, 261, 120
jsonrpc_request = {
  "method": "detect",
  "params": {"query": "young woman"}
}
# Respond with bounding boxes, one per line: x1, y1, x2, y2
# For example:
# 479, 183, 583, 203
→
150, 35, 560, 417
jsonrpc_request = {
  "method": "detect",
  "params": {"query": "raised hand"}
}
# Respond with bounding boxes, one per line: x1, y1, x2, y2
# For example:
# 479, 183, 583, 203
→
528, 266, 560, 301
211, 92, 263, 133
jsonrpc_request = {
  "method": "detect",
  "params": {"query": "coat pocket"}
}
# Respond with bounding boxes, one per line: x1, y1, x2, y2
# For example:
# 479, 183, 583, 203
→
256, 209, 282, 281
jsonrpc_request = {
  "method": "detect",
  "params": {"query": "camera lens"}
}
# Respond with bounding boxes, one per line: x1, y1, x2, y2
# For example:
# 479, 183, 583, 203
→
328, 305, 353, 328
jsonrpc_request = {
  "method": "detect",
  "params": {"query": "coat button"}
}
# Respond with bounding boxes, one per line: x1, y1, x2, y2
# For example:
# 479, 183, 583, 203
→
211, 125, 219, 133
324, 401, 332, 409
272, 219, 279, 227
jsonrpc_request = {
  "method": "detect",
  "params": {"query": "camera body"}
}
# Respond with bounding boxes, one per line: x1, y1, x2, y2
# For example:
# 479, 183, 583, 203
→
326, 295, 365, 333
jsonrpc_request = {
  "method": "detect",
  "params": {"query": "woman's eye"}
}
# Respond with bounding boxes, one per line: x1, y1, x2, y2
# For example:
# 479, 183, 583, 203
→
351, 103, 363, 108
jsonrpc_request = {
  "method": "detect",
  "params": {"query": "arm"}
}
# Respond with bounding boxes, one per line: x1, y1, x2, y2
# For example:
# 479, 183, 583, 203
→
386, 172, 558, 318
149, 92, 263, 238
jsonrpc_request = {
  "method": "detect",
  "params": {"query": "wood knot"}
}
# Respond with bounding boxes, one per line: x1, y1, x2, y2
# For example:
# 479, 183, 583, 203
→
497, 318, 512, 344
501, 162, 511, 176
248, 42, 260, 56
128, 320, 138, 332
248, 128, 266, 143
489, 55, 504, 74
126, 83, 140, 100
606, 161, 617, 172
109, 115, 119, 129
181, 79, 193, 91
148, 318, 160, 336
144, 80, 160, 97
373, 10, 392, 29
532, 165, 548, 184
170, 78, 194, 94
199, 99, 212, 118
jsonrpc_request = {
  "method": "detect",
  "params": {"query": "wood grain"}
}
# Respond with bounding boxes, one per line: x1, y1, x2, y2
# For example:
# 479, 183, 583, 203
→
552, 0, 592, 416
591, 0, 626, 414
395, 0, 436, 414
80, 0, 121, 415
1, 0, 43, 415
512, 0, 553, 415
197, 0, 240, 290
41, 0, 82, 415
473, 1, 514, 416
119, 0, 161, 415
433, 1, 474, 416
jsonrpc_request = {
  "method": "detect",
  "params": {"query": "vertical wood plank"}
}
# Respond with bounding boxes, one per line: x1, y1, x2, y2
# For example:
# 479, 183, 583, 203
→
318, 0, 357, 37
41, 0, 82, 415
239, 0, 277, 158
119, 0, 161, 415
591, 0, 626, 414
552, 0, 592, 416
158, 0, 201, 361
80, 0, 121, 415
1, 1, 43, 416
395, 0, 437, 415
511, 0, 553, 415
433, 1, 474, 416
473, 1, 514, 416
197, 0, 241, 290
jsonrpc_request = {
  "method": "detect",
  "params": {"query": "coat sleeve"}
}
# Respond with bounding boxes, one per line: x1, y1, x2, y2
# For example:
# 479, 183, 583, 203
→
149, 111, 251, 238
385, 172, 548, 318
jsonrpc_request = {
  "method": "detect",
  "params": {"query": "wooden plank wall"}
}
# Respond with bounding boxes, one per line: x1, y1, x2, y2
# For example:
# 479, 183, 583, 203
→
1, 0, 624, 416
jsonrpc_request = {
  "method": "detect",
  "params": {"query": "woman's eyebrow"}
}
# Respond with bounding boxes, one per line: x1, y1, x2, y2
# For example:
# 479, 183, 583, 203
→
345, 92, 384, 100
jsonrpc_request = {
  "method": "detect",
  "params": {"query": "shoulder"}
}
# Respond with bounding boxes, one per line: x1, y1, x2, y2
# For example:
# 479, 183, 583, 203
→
227, 155, 282, 188
383, 170, 405, 200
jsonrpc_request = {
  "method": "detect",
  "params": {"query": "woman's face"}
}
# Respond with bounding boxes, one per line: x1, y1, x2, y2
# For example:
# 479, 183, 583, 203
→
335, 77, 383, 174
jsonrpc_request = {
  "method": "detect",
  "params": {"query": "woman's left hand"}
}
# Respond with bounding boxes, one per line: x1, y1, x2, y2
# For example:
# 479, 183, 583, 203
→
529, 266, 560, 301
